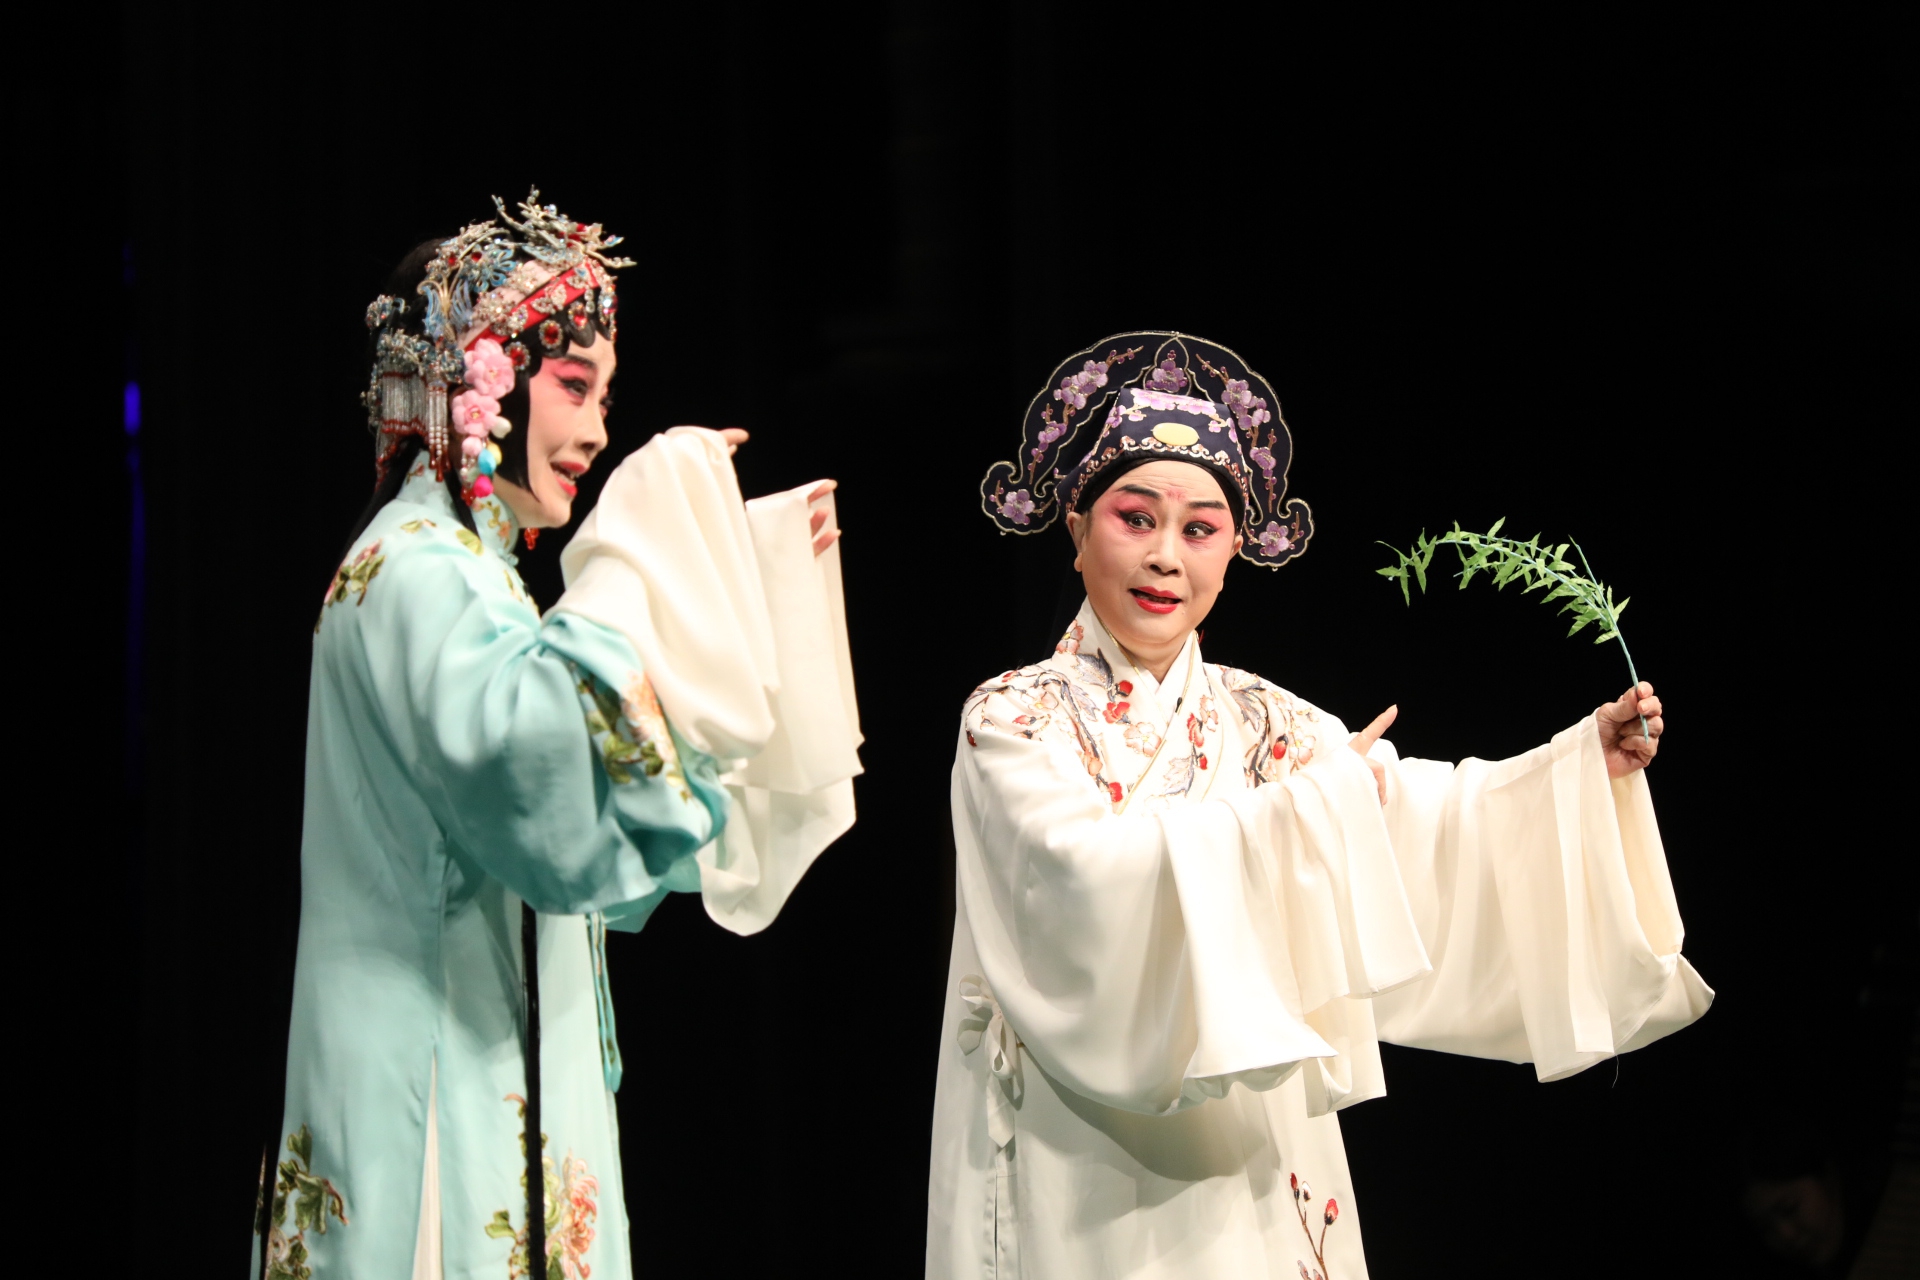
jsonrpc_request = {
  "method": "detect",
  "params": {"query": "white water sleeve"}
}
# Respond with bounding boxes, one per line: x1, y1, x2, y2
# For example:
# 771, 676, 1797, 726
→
955, 706, 1429, 1119
1369, 717, 1713, 1081
552, 428, 861, 933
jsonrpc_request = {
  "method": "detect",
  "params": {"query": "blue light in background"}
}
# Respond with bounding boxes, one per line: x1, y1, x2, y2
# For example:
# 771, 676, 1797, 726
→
123, 238, 145, 808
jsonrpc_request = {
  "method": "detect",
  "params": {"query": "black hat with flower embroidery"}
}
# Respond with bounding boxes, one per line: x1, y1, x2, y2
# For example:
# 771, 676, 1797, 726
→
981, 331, 1313, 567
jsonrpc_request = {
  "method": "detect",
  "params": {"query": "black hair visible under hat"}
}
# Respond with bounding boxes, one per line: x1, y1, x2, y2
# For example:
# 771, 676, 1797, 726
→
1072, 451, 1248, 531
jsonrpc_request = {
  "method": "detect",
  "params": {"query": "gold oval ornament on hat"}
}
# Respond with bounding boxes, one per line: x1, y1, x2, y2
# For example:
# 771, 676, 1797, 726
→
1152, 422, 1200, 447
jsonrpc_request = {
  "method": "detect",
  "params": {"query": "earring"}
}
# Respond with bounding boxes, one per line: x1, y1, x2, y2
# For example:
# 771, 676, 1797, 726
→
523, 528, 540, 551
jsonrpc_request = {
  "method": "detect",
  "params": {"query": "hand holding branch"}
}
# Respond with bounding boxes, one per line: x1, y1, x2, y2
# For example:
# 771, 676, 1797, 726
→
1597, 681, 1663, 778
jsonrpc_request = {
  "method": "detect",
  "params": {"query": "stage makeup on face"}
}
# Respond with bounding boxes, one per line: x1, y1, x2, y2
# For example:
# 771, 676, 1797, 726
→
496, 334, 616, 529
1067, 459, 1242, 681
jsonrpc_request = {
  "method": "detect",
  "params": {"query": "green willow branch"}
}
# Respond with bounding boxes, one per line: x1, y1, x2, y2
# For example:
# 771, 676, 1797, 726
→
1377, 519, 1648, 737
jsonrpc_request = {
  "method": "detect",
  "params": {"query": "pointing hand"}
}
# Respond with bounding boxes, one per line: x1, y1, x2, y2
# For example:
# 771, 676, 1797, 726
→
1347, 705, 1397, 805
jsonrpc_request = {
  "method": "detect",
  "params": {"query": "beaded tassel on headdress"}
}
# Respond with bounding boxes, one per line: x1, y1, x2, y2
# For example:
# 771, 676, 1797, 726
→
367, 310, 465, 484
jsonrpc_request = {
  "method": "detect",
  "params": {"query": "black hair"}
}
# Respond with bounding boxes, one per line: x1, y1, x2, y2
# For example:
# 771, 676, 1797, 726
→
491, 272, 614, 489
340, 235, 615, 552
1071, 452, 1247, 532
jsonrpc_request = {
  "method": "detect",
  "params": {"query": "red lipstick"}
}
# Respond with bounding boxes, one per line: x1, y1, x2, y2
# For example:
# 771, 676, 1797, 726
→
1129, 587, 1181, 615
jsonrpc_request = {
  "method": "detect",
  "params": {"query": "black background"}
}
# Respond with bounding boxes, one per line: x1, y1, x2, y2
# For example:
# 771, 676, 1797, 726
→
93, 4, 1913, 1276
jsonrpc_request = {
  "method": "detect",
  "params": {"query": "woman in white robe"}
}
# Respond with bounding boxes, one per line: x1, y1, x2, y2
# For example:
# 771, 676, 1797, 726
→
930, 333, 1708, 1279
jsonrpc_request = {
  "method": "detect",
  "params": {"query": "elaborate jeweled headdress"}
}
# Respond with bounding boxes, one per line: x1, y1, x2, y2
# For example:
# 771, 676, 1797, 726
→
363, 188, 635, 500
981, 331, 1314, 567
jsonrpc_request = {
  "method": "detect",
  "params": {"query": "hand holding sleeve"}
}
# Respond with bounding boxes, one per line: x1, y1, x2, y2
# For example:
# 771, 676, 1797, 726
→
552, 428, 861, 934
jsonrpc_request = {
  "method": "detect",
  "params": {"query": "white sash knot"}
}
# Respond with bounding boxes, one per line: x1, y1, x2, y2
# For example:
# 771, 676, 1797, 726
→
957, 974, 1022, 1148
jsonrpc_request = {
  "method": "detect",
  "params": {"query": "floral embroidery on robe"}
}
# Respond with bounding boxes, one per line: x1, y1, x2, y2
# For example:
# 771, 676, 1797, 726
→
964, 616, 1329, 813
263, 1125, 348, 1280
486, 1096, 601, 1280
318, 541, 385, 623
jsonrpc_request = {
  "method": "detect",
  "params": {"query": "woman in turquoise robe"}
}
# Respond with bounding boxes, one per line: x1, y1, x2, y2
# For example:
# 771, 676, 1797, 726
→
262, 454, 723, 1279
257, 194, 859, 1279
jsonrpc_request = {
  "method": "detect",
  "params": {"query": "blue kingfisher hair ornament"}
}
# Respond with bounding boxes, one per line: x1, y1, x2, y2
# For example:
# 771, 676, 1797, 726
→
981, 331, 1313, 568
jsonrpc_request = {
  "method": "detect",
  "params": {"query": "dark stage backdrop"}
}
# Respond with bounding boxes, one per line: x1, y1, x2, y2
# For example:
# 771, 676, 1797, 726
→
114, 5, 1913, 1277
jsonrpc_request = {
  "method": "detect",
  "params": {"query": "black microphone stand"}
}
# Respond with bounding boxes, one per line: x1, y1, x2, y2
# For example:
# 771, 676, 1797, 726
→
522, 901, 545, 1276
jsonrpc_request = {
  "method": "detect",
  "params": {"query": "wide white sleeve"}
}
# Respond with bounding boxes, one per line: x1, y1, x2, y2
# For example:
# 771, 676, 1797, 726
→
550, 427, 862, 934
1369, 717, 1712, 1081
955, 704, 1431, 1119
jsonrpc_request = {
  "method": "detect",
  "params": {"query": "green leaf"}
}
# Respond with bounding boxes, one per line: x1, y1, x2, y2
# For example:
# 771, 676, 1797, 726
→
485, 1210, 518, 1240
1383, 520, 1639, 696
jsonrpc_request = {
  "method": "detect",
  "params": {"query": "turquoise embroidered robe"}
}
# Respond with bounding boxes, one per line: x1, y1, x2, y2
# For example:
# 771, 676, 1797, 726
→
255, 459, 727, 1279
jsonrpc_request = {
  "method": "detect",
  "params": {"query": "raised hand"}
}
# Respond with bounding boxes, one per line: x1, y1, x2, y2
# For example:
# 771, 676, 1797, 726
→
1597, 681, 1663, 777
720, 427, 749, 456
1347, 705, 1398, 805
808, 479, 841, 557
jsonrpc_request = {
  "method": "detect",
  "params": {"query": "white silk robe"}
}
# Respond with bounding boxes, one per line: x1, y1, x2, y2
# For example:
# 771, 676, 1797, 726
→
926, 600, 1711, 1279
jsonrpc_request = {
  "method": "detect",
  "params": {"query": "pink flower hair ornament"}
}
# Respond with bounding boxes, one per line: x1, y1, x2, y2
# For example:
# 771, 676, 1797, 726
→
450, 390, 510, 440
463, 338, 517, 398
449, 389, 509, 498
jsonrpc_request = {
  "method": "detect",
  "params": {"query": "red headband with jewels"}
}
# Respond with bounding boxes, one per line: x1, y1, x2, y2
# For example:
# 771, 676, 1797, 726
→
459, 258, 618, 353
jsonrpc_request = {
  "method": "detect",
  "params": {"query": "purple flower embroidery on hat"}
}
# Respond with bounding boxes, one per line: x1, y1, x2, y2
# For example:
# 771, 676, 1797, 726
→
1259, 521, 1292, 556
1251, 445, 1277, 477
999, 488, 1036, 525
1033, 417, 1070, 458
1054, 360, 1111, 411
1145, 356, 1188, 395
1130, 389, 1218, 416
1222, 378, 1271, 433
